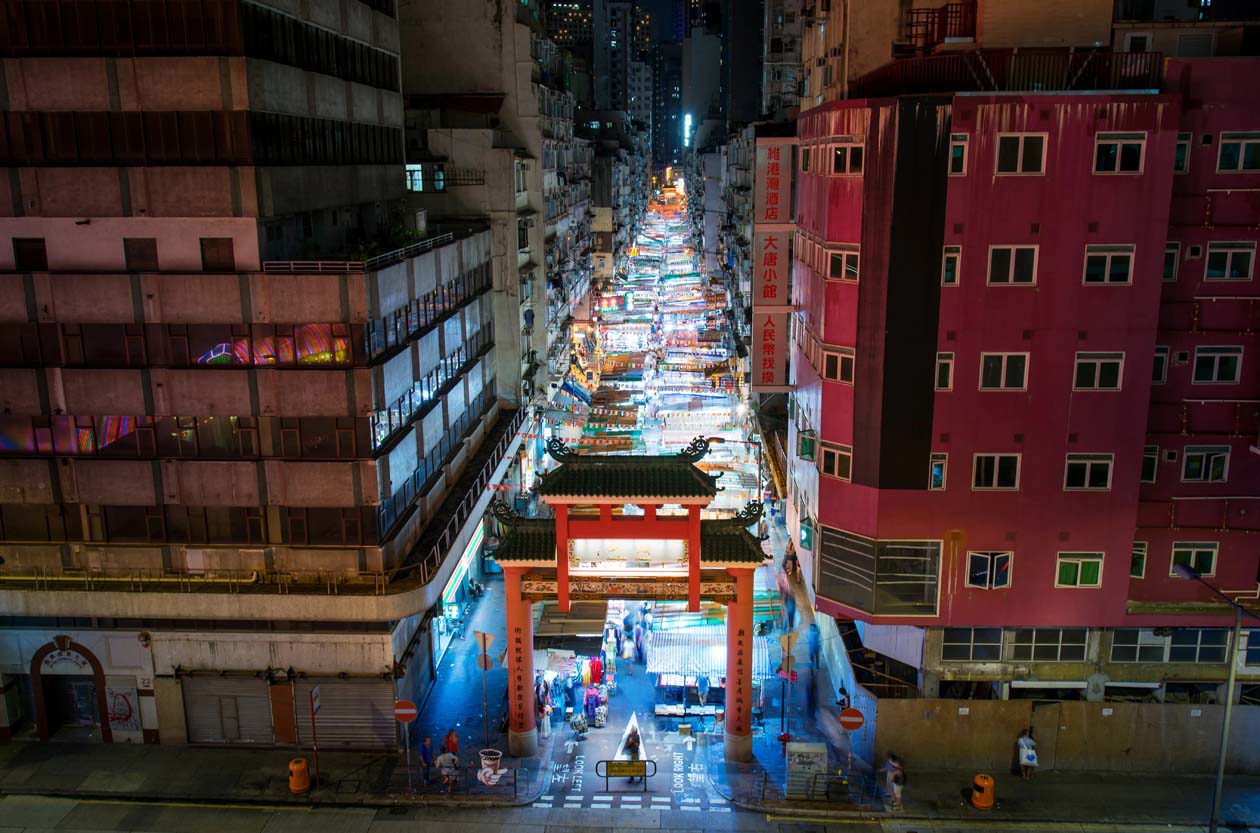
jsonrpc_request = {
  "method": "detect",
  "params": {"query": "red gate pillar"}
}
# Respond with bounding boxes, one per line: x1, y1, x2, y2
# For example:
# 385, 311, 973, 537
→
687, 505, 701, 612
724, 567, 754, 762
503, 567, 538, 756
555, 506, 570, 613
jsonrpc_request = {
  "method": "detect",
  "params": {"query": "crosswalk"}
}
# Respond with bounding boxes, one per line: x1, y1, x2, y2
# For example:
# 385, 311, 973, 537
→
533, 792, 732, 812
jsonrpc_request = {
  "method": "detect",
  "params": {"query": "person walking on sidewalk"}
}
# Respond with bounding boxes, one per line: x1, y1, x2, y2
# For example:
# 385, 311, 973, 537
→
625, 728, 642, 784
883, 753, 905, 811
435, 748, 459, 794
783, 592, 797, 632
808, 622, 821, 669
418, 736, 435, 785
697, 674, 710, 706
1017, 728, 1039, 780
442, 728, 459, 756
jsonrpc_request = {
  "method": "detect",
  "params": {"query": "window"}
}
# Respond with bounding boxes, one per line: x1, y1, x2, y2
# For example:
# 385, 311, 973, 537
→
1246, 631, 1260, 666
517, 219, 529, 251
949, 133, 968, 175
1008, 628, 1087, 662
1094, 132, 1145, 173
941, 245, 960, 286
821, 348, 854, 383
1192, 346, 1242, 384
995, 134, 1045, 175
819, 442, 852, 481
1205, 242, 1254, 281
1174, 132, 1191, 173
1141, 445, 1158, 483
987, 245, 1037, 284
1110, 628, 1167, 663
1083, 244, 1134, 285
929, 453, 947, 490
405, 163, 424, 192
831, 143, 864, 174
199, 238, 235, 272
123, 238, 158, 271
1171, 541, 1218, 577
1163, 242, 1180, 282
1182, 445, 1229, 482
979, 353, 1028, 390
966, 551, 1011, 590
12, 238, 47, 271
941, 628, 1002, 662
972, 453, 1020, 490
1169, 629, 1229, 663
1056, 553, 1103, 588
935, 352, 954, 390
800, 145, 811, 172
1153, 346, 1169, 384
828, 248, 860, 281
1064, 453, 1113, 490
1074, 352, 1124, 391
1217, 131, 1260, 172
1131, 542, 1148, 578
797, 429, 816, 461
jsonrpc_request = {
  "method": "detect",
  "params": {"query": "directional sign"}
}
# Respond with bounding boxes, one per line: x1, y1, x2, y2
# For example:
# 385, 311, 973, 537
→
474, 631, 495, 651
779, 631, 800, 653
310, 684, 321, 715
838, 708, 865, 732
393, 700, 418, 723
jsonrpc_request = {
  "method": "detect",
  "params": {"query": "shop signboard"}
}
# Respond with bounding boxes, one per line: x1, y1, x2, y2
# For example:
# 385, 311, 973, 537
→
752, 230, 790, 307
752, 311, 789, 389
754, 140, 795, 226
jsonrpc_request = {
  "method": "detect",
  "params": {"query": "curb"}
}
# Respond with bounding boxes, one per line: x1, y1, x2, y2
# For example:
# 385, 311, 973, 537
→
0, 786, 541, 810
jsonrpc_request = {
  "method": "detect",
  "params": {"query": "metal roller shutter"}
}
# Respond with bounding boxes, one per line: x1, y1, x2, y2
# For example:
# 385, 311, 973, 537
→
294, 678, 396, 749
183, 677, 274, 745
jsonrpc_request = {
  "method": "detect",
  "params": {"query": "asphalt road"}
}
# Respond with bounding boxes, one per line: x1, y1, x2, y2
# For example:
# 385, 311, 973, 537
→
2, 795, 1255, 833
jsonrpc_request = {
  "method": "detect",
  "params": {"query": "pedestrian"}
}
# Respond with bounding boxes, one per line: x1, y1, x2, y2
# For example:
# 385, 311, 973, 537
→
622, 633, 635, 674
442, 728, 459, 755
1017, 728, 1038, 780
883, 753, 904, 811
806, 668, 817, 716
643, 608, 653, 633
625, 727, 642, 783
783, 593, 797, 632
835, 685, 850, 711
435, 748, 459, 793
808, 622, 821, 669
633, 623, 646, 664
697, 674, 710, 706
418, 736, 435, 785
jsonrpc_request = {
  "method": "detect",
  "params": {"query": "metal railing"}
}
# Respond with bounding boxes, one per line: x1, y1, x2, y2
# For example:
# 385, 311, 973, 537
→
850, 48, 1163, 98
262, 232, 456, 274
366, 261, 492, 361
902, 1, 976, 50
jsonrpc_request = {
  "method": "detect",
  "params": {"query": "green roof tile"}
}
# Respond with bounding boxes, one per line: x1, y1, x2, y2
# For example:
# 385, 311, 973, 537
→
536, 455, 717, 499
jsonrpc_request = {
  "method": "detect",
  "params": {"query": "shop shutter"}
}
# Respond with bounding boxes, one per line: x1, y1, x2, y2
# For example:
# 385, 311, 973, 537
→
182, 677, 273, 745
294, 678, 396, 749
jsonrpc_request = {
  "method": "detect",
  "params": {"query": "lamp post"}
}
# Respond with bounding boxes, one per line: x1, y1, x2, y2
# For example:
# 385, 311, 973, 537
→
1171, 562, 1259, 833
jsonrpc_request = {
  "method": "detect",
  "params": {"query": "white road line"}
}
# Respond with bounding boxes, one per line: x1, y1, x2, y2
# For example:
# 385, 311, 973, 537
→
539, 795, 554, 801
594, 795, 614, 801
681, 805, 701, 812
710, 807, 731, 813
591, 804, 611, 810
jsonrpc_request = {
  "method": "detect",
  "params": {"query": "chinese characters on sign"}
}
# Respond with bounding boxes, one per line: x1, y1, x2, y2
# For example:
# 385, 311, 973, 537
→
752, 311, 789, 388
511, 625, 528, 733
752, 230, 791, 305
731, 625, 748, 735
754, 141, 794, 225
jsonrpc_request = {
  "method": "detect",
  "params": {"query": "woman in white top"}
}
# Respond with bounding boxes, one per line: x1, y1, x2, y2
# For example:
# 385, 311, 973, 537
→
1017, 728, 1038, 780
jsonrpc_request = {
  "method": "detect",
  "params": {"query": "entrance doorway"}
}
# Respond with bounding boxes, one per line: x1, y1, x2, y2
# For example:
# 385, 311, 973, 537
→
42, 675, 102, 741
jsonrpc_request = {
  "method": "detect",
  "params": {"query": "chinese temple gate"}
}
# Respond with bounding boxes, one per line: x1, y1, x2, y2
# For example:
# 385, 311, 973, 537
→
491, 437, 767, 761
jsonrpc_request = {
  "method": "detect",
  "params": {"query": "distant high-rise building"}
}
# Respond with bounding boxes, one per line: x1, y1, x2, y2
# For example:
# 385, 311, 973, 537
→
547, 0, 595, 48
670, 0, 687, 41
721, 0, 763, 125
594, 0, 635, 109
652, 42, 684, 166
762, 0, 803, 118
634, 6, 656, 61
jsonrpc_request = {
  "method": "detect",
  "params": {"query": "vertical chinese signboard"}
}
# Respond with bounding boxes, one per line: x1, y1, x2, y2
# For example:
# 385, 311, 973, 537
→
752, 136, 796, 392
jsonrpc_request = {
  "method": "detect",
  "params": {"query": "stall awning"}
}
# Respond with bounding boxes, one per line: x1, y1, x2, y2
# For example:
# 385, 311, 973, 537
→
646, 624, 773, 681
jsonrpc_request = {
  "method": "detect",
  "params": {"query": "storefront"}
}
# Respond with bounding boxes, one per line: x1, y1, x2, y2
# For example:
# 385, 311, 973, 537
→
293, 677, 396, 748
182, 675, 274, 745
431, 519, 486, 663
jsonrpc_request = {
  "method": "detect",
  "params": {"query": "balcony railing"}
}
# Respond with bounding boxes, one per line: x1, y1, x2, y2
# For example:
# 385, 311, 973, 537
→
262, 232, 455, 274
902, 1, 976, 51
365, 261, 491, 361
850, 48, 1163, 98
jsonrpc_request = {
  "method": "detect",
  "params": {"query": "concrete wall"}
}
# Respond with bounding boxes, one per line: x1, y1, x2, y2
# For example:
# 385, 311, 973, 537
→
875, 698, 1260, 773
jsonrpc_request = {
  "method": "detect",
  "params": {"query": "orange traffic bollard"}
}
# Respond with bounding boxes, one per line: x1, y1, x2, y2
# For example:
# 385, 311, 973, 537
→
289, 757, 311, 795
971, 772, 995, 810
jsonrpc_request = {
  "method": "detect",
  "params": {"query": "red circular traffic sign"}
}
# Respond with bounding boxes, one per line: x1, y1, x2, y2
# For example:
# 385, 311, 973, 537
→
393, 700, 418, 723
838, 708, 865, 731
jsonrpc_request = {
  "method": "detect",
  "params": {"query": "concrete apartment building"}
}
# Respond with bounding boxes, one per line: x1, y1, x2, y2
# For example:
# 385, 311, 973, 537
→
780, 0, 1260, 708
0, 0, 524, 746
763, 0, 804, 120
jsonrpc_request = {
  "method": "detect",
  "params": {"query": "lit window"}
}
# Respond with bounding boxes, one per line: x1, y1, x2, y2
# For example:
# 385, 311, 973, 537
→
949, 133, 968, 175
405, 164, 424, 192
1140, 445, 1158, 483
831, 143, 863, 174
935, 352, 954, 390
972, 453, 1019, 490
978, 353, 1028, 390
1094, 132, 1145, 173
800, 146, 811, 172
1217, 131, 1260, 172
1130, 542, 1147, 578
1083, 244, 1134, 285
1192, 346, 1242, 384
1064, 453, 1113, 491
987, 246, 1037, 284
1073, 352, 1124, 391
966, 551, 1011, 589
941, 245, 961, 286
819, 442, 852, 481
995, 134, 1045, 175
929, 453, 947, 490
1205, 242, 1255, 281
1056, 553, 1103, 588
1171, 541, 1218, 577
1181, 445, 1229, 482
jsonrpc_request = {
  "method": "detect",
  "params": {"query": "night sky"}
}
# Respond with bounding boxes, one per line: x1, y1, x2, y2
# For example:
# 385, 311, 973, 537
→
639, 0, 677, 40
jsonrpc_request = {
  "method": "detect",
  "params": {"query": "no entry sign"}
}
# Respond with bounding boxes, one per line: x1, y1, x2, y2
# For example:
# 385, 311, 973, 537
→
838, 708, 865, 732
393, 700, 418, 723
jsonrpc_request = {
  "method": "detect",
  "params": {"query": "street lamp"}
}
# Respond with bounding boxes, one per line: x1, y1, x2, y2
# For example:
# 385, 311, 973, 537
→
1171, 562, 1259, 833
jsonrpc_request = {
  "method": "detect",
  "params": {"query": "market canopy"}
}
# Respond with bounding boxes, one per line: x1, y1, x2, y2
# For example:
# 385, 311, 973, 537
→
647, 624, 773, 680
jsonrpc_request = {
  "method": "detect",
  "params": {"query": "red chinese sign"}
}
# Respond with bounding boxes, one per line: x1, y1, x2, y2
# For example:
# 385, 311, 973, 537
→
752, 230, 790, 305
752, 311, 788, 389
754, 140, 794, 225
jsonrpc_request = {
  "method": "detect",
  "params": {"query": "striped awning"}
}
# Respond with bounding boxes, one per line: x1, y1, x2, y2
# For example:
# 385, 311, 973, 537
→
645, 624, 774, 681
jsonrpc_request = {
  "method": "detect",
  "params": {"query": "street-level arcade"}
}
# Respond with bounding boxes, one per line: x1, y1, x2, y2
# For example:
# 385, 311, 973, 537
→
491, 437, 767, 761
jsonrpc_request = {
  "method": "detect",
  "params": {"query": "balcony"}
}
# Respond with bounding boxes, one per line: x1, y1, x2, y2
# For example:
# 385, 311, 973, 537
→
901, 1, 976, 52
850, 48, 1163, 98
